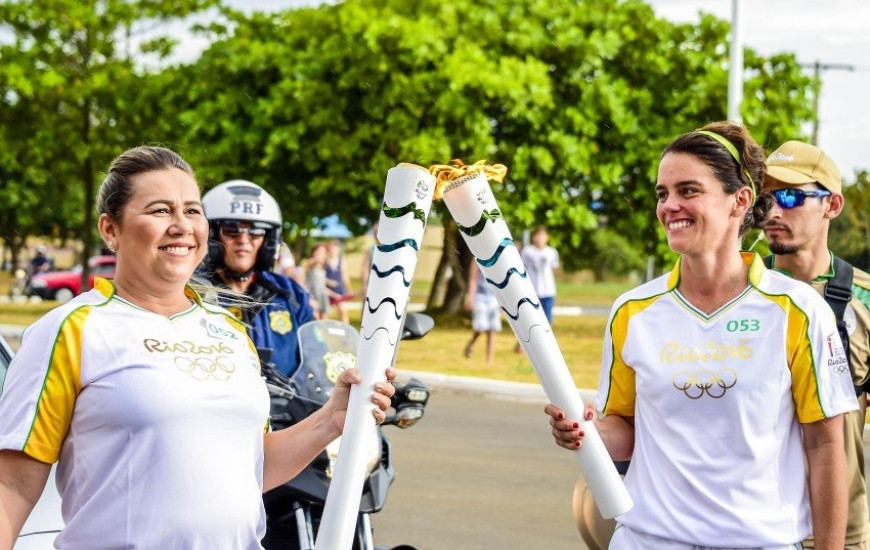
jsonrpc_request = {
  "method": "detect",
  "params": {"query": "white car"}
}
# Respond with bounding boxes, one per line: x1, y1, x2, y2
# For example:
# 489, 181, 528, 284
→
0, 335, 63, 549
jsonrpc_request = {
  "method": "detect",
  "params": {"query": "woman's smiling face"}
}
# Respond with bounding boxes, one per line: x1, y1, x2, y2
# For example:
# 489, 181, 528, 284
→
102, 168, 208, 290
655, 152, 739, 256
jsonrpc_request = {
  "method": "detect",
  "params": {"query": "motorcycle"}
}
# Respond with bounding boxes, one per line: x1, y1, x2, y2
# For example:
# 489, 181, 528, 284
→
259, 313, 433, 550
9, 267, 30, 299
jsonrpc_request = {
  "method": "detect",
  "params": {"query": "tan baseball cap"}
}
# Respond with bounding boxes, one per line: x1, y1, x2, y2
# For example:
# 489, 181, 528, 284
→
765, 140, 842, 194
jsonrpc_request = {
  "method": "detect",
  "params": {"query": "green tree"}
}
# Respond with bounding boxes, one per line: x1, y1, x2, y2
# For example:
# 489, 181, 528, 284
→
831, 171, 870, 269
0, 0, 216, 283
177, 0, 815, 312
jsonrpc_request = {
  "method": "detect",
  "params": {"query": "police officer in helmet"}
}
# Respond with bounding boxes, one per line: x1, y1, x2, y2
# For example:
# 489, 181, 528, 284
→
201, 180, 315, 377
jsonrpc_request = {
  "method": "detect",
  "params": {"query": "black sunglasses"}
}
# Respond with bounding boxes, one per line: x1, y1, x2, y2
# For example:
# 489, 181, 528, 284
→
770, 188, 832, 209
218, 222, 268, 238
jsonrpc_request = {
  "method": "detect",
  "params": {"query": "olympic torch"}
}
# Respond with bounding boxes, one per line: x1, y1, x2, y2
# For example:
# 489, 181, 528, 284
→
433, 161, 632, 519
314, 164, 436, 550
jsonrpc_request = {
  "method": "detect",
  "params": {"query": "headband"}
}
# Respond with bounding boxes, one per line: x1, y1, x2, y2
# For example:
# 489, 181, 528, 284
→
696, 130, 757, 204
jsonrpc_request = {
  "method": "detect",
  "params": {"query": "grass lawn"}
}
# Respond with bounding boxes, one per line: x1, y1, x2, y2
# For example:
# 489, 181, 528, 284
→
0, 302, 57, 326
395, 313, 607, 390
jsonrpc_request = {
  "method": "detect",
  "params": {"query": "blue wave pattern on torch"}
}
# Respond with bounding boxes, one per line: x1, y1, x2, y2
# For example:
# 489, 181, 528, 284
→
370, 263, 411, 287
364, 296, 402, 320
502, 297, 542, 320
376, 238, 419, 252
477, 238, 515, 267
485, 266, 528, 289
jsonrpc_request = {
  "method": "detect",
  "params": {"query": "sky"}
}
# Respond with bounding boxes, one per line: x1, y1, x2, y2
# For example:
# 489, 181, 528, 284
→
646, 0, 870, 180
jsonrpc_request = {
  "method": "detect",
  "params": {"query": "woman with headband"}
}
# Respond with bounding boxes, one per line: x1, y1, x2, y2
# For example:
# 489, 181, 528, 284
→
546, 122, 856, 549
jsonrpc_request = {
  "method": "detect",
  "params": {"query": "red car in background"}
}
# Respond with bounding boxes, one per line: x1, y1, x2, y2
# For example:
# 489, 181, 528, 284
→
27, 255, 116, 302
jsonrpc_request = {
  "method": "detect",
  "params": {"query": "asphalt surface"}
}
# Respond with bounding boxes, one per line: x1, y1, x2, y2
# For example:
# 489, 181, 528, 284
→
372, 389, 587, 550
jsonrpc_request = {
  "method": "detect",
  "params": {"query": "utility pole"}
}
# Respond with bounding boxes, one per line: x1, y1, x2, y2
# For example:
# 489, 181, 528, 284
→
727, 0, 743, 123
801, 60, 855, 145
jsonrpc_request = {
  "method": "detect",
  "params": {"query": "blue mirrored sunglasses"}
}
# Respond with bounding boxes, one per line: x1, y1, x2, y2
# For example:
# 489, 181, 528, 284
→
771, 188, 832, 209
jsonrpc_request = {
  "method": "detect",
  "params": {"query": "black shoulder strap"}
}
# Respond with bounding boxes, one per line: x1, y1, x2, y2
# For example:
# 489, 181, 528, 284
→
825, 255, 854, 321
765, 254, 853, 320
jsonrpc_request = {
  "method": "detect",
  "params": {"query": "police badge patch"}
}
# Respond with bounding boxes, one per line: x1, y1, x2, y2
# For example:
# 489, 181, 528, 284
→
323, 351, 356, 384
269, 310, 293, 335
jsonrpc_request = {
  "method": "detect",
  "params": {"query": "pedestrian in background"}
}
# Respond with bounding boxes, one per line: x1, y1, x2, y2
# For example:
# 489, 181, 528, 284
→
463, 264, 502, 364
29, 245, 54, 274
325, 239, 353, 324
518, 227, 558, 353
304, 243, 334, 320
521, 226, 559, 322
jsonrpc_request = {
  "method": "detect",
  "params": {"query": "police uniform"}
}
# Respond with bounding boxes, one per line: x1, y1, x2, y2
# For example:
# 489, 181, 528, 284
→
208, 269, 315, 377
0, 279, 270, 550
597, 253, 858, 549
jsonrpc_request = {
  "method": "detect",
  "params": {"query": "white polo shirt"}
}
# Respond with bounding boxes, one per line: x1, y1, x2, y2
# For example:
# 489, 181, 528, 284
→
520, 245, 559, 298
597, 253, 858, 547
0, 279, 270, 550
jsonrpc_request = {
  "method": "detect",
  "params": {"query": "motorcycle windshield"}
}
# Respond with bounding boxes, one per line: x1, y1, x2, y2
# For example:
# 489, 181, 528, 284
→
292, 320, 359, 406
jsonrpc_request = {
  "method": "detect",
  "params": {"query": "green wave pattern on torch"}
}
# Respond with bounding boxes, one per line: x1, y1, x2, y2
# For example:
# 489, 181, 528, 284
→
382, 201, 426, 223
457, 209, 502, 237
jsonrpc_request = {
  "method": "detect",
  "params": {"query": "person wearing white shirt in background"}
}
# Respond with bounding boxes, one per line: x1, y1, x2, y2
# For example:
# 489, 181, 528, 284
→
520, 226, 560, 323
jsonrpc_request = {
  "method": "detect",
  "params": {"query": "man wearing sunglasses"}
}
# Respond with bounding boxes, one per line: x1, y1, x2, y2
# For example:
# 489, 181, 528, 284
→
201, 180, 315, 377
763, 141, 870, 550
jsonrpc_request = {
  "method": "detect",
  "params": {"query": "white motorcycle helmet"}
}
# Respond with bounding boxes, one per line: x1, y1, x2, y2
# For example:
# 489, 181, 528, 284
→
202, 180, 283, 272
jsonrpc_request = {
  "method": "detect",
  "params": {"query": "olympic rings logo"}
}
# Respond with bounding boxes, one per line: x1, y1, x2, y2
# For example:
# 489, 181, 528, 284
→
672, 368, 738, 399
832, 364, 849, 375
174, 355, 237, 381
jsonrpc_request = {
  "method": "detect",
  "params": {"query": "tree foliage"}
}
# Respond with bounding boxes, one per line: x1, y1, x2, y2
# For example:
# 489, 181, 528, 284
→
1, 0, 817, 311
0, 0, 216, 277
176, 0, 815, 310
831, 170, 870, 269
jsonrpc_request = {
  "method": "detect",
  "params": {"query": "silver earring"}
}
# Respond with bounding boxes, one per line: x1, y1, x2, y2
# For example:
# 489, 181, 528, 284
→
107, 241, 116, 253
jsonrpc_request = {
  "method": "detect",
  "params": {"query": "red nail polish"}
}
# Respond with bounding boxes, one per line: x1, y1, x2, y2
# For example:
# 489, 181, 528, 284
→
575, 441, 581, 448
578, 431, 585, 437
585, 412, 593, 421
557, 413, 564, 420
572, 422, 579, 429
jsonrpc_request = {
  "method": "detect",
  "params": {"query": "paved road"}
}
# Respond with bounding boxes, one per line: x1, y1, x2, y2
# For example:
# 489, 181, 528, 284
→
371, 388, 870, 550
372, 389, 588, 550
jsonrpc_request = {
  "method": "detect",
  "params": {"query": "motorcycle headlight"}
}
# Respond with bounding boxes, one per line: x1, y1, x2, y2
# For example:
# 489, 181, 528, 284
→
395, 405, 424, 428
405, 388, 429, 403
